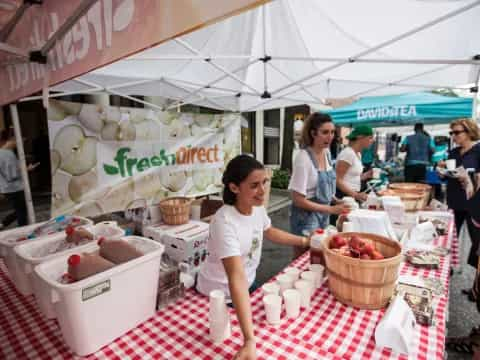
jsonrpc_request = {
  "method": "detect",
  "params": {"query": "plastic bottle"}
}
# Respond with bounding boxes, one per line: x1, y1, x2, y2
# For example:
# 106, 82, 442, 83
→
67, 253, 115, 281
98, 238, 143, 265
336, 210, 350, 232
310, 229, 326, 266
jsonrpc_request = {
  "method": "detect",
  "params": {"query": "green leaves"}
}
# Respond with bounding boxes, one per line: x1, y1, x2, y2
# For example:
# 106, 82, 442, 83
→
103, 163, 119, 175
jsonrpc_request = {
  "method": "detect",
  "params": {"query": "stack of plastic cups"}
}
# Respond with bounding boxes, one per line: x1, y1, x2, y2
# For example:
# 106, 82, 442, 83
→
300, 271, 318, 290
263, 294, 282, 325
276, 274, 295, 292
294, 280, 313, 309
284, 267, 301, 281
309, 264, 325, 288
209, 290, 231, 344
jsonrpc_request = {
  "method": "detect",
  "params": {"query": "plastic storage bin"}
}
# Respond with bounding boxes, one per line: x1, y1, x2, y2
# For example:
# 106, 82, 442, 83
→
34, 236, 164, 356
0, 216, 92, 284
14, 222, 124, 319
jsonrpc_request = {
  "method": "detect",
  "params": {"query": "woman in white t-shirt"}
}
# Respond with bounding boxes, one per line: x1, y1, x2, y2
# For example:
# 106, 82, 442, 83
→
336, 125, 374, 202
288, 113, 350, 256
197, 155, 308, 360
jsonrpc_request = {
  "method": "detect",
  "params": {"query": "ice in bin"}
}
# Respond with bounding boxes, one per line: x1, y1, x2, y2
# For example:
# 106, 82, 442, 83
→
34, 236, 164, 356
0, 216, 92, 280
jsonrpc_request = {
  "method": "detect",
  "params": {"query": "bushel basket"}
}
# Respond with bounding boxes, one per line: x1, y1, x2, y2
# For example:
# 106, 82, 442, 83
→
159, 197, 192, 225
323, 232, 402, 310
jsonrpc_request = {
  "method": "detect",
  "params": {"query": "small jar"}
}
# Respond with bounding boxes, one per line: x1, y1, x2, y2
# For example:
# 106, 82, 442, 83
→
310, 229, 326, 266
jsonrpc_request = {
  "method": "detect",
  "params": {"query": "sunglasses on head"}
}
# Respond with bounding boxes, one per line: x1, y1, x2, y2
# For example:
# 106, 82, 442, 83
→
449, 130, 466, 136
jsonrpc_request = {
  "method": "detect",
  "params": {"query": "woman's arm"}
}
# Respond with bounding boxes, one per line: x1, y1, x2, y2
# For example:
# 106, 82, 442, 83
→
336, 160, 366, 201
291, 191, 347, 215
222, 256, 256, 359
264, 227, 308, 247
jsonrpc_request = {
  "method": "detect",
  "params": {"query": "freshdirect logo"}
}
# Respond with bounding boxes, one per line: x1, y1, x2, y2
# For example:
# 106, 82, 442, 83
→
103, 145, 220, 177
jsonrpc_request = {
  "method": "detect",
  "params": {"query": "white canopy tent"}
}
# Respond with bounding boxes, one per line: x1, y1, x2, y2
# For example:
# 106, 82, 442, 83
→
26, 0, 480, 113
10, 0, 480, 223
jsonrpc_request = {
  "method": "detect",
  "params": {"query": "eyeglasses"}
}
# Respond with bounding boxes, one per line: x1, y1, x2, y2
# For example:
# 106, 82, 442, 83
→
449, 130, 466, 136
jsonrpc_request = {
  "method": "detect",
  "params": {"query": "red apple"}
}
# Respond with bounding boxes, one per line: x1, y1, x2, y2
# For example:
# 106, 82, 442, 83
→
360, 253, 371, 260
371, 250, 385, 260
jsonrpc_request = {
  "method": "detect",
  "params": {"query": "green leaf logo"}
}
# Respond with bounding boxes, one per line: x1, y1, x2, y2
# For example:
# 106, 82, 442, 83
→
103, 163, 119, 175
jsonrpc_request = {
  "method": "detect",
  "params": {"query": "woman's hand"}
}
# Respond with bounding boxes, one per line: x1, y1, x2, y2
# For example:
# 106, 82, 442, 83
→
437, 161, 446, 169
234, 339, 256, 360
27, 162, 40, 171
354, 192, 368, 202
329, 203, 351, 215
361, 169, 373, 181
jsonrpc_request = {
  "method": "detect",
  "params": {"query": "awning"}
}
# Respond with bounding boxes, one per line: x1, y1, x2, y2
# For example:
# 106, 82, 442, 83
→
325, 92, 473, 127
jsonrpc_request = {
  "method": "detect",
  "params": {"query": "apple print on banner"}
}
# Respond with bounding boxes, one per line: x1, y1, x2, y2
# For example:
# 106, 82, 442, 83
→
47, 100, 242, 217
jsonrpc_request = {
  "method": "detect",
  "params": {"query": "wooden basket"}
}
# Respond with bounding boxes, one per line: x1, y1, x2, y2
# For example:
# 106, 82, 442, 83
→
159, 197, 192, 225
378, 189, 425, 211
389, 182, 431, 193
323, 232, 402, 309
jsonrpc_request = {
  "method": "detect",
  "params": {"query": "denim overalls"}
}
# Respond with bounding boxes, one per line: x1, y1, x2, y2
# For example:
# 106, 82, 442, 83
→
290, 148, 336, 235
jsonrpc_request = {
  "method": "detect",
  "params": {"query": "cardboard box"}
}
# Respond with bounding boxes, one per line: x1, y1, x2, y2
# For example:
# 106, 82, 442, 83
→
143, 220, 209, 273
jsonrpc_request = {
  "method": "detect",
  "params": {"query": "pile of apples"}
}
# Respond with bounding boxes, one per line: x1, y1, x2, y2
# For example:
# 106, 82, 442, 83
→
329, 234, 385, 260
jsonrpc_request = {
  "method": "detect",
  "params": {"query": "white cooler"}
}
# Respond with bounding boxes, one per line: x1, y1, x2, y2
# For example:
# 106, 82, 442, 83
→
0, 216, 92, 288
13, 222, 125, 319
34, 236, 163, 356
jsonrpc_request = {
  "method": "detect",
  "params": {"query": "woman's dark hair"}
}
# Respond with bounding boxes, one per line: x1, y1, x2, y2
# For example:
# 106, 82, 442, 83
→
222, 154, 264, 205
300, 112, 333, 147
0, 128, 13, 146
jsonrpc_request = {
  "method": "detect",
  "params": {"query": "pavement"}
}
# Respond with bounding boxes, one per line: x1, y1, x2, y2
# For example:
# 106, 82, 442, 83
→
0, 190, 477, 359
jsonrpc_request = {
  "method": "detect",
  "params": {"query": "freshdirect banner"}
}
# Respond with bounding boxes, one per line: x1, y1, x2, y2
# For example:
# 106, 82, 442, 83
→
47, 100, 242, 217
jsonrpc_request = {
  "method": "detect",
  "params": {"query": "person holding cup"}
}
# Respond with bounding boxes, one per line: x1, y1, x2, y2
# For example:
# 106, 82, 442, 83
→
197, 155, 310, 360
288, 113, 350, 258
437, 119, 480, 300
335, 125, 374, 202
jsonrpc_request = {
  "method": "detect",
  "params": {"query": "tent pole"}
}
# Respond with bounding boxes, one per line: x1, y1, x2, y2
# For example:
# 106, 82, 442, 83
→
0, 1, 36, 42
40, 0, 99, 55
9, 103, 35, 224
270, 0, 480, 96
175, 38, 262, 95
166, 58, 259, 110
124, 55, 255, 61
271, 56, 480, 65
0, 42, 29, 59
268, 62, 323, 103
262, 4, 268, 94
19, 88, 102, 102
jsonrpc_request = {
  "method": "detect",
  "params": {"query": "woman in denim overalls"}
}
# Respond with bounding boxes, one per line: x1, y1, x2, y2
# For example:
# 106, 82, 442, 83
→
289, 113, 350, 257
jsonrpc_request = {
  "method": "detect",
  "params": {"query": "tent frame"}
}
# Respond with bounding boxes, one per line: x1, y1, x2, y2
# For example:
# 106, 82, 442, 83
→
4, 0, 480, 223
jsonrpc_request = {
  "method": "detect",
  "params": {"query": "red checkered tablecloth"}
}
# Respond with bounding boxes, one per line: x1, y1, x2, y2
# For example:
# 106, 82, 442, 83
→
0, 219, 457, 360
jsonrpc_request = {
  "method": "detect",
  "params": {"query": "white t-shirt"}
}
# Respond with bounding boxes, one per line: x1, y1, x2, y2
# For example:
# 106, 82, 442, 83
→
288, 149, 332, 199
336, 146, 363, 192
197, 205, 271, 298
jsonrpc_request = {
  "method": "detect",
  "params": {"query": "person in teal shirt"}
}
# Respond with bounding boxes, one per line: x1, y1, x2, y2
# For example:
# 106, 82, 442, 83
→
400, 123, 435, 182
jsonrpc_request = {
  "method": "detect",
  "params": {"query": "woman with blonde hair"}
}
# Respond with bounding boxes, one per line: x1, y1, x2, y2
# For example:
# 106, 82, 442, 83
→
288, 112, 349, 256
442, 118, 480, 300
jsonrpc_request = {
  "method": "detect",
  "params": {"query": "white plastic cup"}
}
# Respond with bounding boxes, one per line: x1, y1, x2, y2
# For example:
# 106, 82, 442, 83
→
309, 264, 325, 288
263, 294, 282, 325
191, 204, 202, 221
294, 280, 313, 309
209, 290, 228, 321
149, 205, 162, 223
342, 221, 354, 232
372, 168, 381, 179
300, 271, 317, 290
445, 159, 456, 171
276, 274, 294, 292
209, 318, 231, 343
284, 267, 301, 281
283, 289, 301, 319
262, 282, 280, 296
